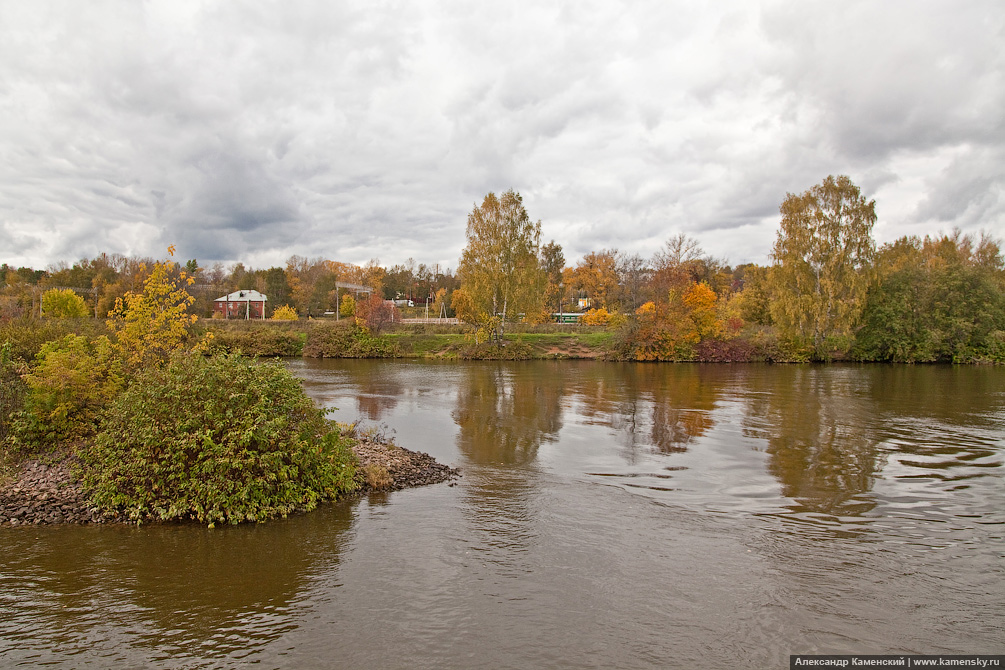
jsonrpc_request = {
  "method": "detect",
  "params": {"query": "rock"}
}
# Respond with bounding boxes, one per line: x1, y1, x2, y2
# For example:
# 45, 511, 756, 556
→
351, 439, 460, 493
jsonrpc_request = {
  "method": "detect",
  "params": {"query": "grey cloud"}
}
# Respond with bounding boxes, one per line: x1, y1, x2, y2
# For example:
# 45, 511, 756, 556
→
1, 0, 1003, 272
915, 146, 1005, 226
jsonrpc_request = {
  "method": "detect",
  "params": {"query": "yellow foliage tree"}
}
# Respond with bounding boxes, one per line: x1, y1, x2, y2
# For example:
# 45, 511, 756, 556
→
271, 304, 299, 321
456, 190, 545, 341
432, 287, 448, 318
580, 307, 612, 326
107, 251, 198, 370
682, 282, 721, 339
769, 175, 876, 357
41, 288, 90, 318
569, 250, 619, 310
339, 293, 356, 318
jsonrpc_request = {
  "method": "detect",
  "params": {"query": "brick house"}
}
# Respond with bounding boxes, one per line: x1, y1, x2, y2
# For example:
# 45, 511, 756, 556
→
214, 290, 267, 319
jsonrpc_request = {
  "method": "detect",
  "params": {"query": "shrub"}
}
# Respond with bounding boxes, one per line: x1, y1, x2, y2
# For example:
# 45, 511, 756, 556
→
363, 464, 393, 491
207, 326, 303, 357
580, 308, 611, 326
272, 305, 299, 321
694, 338, 757, 362
0, 316, 79, 365
0, 342, 27, 446
82, 352, 358, 525
304, 321, 400, 358
41, 288, 91, 318
11, 334, 124, 451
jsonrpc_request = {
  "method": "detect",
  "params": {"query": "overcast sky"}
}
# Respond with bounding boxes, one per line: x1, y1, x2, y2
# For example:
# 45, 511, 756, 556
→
2, 1, 1002, 272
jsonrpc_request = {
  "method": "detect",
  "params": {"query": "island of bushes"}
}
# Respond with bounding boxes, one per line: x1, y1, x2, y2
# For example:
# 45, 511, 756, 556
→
0, 257, 457, 528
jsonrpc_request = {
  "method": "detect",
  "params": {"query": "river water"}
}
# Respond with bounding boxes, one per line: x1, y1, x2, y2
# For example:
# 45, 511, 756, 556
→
1, 360, 1003, 668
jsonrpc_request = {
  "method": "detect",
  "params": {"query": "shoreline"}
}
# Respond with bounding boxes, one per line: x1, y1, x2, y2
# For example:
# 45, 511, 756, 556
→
0, 441, 460, 527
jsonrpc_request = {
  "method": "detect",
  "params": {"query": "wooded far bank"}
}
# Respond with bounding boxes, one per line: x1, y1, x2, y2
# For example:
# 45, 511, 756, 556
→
3, 175, 1004, 364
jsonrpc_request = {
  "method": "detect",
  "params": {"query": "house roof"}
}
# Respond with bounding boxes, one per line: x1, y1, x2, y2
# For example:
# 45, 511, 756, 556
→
215, 289, 268, 302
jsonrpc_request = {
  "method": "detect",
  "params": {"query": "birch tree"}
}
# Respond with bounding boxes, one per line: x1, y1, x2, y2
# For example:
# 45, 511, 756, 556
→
456, 190, 544, 342
769, 175, 876, 358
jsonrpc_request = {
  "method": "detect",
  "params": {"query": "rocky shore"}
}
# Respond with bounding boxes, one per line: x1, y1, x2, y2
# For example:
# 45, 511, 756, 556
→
353, 439, 460, 492
0, 458, 106, 526
0, 441, 459, 526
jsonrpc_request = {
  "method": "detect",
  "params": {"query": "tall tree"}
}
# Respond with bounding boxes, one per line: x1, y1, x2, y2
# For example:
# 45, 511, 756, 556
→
259, 267, 292, 314
540, 240, 566, 317
855, 231, 1005, 362
651, 233, 704, 297
456, 190, 545, 341
768, 175, 876, 358
615, 252, 650, 311
569, 249, 619, 311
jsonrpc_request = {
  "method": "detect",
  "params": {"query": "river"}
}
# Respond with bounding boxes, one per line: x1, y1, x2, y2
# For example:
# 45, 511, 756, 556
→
1, 360, 1002, 668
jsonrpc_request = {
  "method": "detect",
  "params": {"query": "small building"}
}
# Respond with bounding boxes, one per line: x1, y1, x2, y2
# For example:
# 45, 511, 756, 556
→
214, 290, 267, 319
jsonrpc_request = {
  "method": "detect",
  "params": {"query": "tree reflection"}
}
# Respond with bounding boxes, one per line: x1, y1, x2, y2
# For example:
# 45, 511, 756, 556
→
575, 363, 722, 456
452, 363, 564, 465
744, 366, 880, 516
340, 362, 403, 421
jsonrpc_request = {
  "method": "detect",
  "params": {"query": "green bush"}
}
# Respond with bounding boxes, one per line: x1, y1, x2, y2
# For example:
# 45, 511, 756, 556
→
0, 316, 79, 365
207, 326, 303, 357
0, 342, 27, 446
11, 334, 123, 452
82, 352, 358, 525
303, 321, 400, 358
41, 288, 90, 318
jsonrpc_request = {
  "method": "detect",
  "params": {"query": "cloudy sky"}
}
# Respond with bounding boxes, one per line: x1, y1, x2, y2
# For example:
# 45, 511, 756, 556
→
2, 1, 1002, 272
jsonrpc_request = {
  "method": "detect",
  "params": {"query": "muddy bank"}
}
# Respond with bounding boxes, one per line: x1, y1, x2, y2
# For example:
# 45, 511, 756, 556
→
0, 442, 459, 526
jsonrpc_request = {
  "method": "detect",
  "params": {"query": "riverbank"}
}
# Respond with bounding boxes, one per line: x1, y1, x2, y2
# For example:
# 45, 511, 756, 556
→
201, 319, 613, 360
0, 440, 459, 526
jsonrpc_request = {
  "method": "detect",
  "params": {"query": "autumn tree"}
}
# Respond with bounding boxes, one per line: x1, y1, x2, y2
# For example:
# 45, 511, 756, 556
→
733, 264, 772, 325
355, 294, 397, 333
651, 234, 704, 296
456, 190, 545, 342
107, 248, 199, 370
569, 249, 619, 311
540, 240, 566, 317
41, 288, 89, 318
768, 175, 876, 358
339, 293, 356, 318
854, 231, 1005, 362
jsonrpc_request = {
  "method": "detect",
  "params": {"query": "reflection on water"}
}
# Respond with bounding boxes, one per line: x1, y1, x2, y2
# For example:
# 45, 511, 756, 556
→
3, 360, 1002, 668
742, 366, 882, 517
0, 504, 355, 668
292, 359, 1005, 529
575, 364, 722, 455
453, 364, 564, 465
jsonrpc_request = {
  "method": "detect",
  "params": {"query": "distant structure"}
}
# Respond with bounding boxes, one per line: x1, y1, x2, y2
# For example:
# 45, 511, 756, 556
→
214, 289, 267, 320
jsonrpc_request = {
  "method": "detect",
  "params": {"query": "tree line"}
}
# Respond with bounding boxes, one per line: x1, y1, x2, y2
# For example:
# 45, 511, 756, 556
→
3, 174, 1004, 362
451, 177, 1004, 362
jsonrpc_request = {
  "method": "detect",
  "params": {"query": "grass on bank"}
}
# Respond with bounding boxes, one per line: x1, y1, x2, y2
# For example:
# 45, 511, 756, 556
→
199, 318, 614, 359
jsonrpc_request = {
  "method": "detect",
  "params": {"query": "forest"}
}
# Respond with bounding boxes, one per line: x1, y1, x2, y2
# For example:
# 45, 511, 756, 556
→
2, 175, 1004, 363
